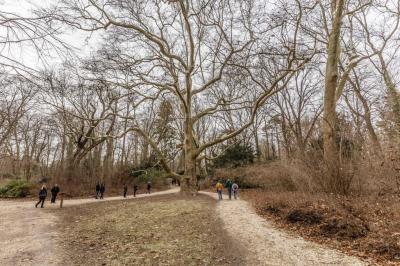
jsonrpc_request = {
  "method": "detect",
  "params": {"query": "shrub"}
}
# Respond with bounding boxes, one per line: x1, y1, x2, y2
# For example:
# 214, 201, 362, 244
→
214, 143, 254, 168
213, 162, 298, 191
136, 168, 169, 186
0, 179, 31, 198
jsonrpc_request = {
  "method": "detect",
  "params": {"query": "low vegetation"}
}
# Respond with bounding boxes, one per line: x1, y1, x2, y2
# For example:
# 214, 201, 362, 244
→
0, 179, 31, 198
56, 195, 244, 265
219, 162, 400, 265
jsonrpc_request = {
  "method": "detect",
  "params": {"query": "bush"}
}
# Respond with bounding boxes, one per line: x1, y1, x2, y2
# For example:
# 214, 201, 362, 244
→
136, 168, 169, 186
214, 143, 254, 168
0, 179, 31, 198
213, 162, 298, 191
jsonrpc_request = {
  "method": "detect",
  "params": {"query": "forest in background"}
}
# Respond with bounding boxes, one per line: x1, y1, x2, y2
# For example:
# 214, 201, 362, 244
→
0, 0, 400, 197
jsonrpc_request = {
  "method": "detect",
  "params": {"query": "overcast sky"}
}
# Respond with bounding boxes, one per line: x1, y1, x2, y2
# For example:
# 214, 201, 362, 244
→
1, 0, 100, 71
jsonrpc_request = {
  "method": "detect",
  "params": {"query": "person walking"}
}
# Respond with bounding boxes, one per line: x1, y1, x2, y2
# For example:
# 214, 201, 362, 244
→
50, 184, 60, 203
35, 185, 48, 208
146, 181, 152, 194
123, 184, 128, 198
133, 184, 138, 197
216, 180, 224, 200
231, 182, 239, 200
95, 181, 101, 199
225, 179, 233, 200
100, 183, 105, 199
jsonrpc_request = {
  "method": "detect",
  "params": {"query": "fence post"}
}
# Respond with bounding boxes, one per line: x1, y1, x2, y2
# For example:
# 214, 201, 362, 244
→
60, 193, 64, 208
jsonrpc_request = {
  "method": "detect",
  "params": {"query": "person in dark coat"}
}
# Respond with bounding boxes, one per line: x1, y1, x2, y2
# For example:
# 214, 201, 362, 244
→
146, 181, 152, 194
225, 179, 233, 200
133, 184, 138, 197
123, 184, 128, 198
100, 183, 105, 199
95, 182, 101, 199
35, 185, 47, 208
50, 184, 60, 203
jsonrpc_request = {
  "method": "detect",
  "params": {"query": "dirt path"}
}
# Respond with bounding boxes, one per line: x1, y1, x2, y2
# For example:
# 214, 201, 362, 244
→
200, 191, 367, 266
2, 188, 367, 266
0, 188, 179, 266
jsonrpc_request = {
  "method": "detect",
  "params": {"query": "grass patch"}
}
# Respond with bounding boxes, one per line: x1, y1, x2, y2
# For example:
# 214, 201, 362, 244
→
56, 194, 243, 265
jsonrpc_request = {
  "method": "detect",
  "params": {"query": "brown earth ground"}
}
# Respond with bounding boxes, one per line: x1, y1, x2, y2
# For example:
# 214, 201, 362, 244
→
215, 162, 400, 265
55, 194, 245, 265
241, 190, 400, 265
1, 186, 368, 266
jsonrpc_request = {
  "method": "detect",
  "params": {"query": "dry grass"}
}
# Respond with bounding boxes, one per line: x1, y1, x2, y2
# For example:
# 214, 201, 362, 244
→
55, 194, 244, 265
241, 190, 400, 265
213, 161, 299, 190
213, 161, 400, 264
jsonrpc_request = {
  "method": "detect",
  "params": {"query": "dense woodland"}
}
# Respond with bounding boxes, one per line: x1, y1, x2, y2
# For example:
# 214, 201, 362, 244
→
1, 0, 400, 195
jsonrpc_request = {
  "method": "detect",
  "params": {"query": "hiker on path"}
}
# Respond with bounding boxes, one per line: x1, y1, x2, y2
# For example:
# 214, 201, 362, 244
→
35, 185, 47, 208
123, 184, 128, 198
133, 184, 138, 197
232, 182, 239, 200
216, 180, 224, 200
50, 184, 60, 203
95, 182, 101, 199
225, 179, 233, 200
100, 183, 105, 199
146, 181, 152, 194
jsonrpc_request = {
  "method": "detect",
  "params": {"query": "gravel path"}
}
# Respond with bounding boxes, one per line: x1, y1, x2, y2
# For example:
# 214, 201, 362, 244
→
200, 191, 367, 266
0, 188, 179, 266
1, 188, 367, 266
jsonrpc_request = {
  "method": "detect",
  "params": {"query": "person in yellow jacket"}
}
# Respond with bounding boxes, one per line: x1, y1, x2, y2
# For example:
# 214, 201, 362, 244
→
216, 180, 224, 200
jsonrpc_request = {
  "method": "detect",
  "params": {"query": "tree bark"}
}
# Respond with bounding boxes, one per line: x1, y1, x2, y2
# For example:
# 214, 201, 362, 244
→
181, 116, 198, 194
323, 0, 345, 191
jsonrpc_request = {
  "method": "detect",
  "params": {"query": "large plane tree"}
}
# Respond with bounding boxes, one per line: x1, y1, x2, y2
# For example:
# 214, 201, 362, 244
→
48, 0, 315, 193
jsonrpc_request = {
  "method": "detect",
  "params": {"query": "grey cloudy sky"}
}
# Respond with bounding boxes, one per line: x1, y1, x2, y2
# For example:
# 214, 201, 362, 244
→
1, 0, 100, 71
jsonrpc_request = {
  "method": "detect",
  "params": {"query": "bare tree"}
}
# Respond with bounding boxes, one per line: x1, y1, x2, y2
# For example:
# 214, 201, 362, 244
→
45, 0, 315, 192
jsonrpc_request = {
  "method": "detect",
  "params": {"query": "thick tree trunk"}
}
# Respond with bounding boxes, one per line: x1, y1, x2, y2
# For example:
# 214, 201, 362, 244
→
323, 0, 345, 192
180, 121, 198, 194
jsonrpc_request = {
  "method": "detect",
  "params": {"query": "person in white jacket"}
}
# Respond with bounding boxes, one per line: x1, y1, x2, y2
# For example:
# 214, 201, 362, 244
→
231, 183, 239, 199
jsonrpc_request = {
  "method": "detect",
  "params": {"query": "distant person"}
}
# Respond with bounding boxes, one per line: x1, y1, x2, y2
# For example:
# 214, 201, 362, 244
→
133, 184, 138, 197
95, 181, 101, 199
100, 183, 105, 199
216, 180, 223, 200
232, 182, 239, 200
225, 179, 233, 200
123, 184, 128, 198
146, 181, 152, 194
35, 185, 47, 208
50, 184, 60, 203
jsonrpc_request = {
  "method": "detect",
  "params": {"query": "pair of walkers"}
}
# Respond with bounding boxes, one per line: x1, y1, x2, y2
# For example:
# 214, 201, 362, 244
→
216, 179, 239, 200
123, 181, 149, 197
122, 183, 139, 197
95, 182, 105, 199
35, 184, 60, 208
